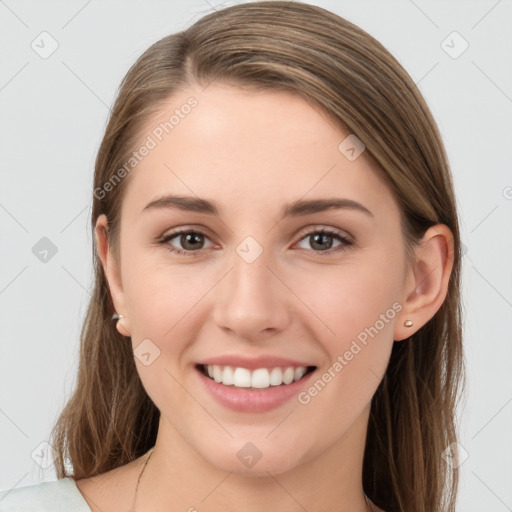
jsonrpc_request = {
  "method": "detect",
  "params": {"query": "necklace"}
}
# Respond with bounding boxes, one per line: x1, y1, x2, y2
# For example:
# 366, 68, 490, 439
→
131, 447, 154, 512
131, 447, 374, 512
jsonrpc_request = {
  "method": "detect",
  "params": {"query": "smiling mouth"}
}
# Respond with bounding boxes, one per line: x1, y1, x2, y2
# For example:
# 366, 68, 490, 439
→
196, 363, 317, 389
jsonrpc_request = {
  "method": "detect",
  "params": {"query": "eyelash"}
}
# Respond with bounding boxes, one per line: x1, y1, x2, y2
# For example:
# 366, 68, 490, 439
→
157, 227, 353, 257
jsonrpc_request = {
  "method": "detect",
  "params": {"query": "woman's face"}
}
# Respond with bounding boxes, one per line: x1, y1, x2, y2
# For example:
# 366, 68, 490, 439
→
100, 82, 413, 475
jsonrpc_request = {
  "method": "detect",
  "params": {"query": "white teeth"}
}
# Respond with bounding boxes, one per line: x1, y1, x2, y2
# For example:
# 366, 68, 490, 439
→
294, 367, 306, 380
251, 368, 270, 388
203, 365, 311, 389
233, 367, 251, 387
213, 365, 223, 383
269, 367, 283, 386
222, 366, 234, 386
282, 367, 295, 385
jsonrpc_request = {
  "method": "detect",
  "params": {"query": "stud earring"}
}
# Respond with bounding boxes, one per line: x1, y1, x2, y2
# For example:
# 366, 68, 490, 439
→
404, 320, 413, 327
112, 312, 130, 337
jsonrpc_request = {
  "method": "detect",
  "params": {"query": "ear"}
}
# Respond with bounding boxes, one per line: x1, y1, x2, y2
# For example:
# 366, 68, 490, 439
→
394, 224, 455, 341
95, 214, 131, 337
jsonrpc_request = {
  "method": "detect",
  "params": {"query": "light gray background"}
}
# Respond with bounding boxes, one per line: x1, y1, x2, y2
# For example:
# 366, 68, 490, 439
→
1, 1, 511, 510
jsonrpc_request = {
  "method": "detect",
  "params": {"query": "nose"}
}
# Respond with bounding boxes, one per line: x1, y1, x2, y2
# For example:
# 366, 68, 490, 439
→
211, 249, 292, 342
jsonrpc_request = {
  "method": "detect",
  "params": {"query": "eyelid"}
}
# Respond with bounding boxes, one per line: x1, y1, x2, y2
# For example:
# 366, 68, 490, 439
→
294, 224, 353, 243
159, 224, 216, 242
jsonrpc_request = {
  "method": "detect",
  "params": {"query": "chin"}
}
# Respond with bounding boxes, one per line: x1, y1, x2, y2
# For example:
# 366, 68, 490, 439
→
199, 440, 309, 477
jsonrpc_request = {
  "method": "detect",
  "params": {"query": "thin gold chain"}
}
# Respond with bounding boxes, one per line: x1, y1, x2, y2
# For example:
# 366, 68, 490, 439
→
131, 447, 154, 512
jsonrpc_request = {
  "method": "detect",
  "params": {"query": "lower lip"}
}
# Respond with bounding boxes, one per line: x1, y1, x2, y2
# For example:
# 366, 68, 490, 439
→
195, 366, 316, 413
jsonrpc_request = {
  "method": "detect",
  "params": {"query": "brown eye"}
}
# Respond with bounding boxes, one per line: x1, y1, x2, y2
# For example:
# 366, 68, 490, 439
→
159, 227, 352, 257
177, 232, 205, 251
295, 229, 352, 255
160, 230, 213, 256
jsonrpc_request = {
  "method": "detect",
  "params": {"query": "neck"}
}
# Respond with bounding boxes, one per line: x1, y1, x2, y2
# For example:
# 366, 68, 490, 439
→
135, 407, 373, 512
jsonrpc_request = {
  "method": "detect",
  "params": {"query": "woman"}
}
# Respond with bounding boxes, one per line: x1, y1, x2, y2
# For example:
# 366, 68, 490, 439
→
0, 1, 464, 511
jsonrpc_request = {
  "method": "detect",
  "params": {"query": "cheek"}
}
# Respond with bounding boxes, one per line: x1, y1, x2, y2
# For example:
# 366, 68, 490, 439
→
292, 259, 401, 435
291, 250, 404, 344
120, 253, 205, 411
121, 244, 201, 334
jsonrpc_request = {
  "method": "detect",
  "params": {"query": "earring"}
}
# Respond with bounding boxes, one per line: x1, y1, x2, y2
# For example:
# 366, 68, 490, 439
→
112, 312, 130, 337
404, 320, 413, 327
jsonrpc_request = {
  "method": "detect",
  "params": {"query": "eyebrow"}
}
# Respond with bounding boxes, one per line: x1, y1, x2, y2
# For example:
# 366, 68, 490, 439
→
141, 194, 373, 218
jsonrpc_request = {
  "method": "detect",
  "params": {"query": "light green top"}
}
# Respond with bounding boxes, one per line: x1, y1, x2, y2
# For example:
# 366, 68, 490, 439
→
0, 478, 92, 511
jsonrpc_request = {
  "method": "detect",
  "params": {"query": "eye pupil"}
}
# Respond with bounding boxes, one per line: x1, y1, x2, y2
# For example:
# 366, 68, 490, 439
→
182, 232, 203, 250
310, 233, 333, 251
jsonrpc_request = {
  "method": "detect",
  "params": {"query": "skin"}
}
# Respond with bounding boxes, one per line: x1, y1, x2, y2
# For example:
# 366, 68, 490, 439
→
76, 82, 454, 512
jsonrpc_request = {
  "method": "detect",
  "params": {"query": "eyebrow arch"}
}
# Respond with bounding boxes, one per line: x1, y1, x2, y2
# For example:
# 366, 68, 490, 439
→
141, 194, 373, 218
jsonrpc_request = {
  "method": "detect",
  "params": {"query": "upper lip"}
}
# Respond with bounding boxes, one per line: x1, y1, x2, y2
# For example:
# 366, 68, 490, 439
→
196, 355, 316, 370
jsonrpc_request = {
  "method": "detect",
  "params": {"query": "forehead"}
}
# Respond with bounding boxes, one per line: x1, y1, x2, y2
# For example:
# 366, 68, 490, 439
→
120, 83, 399, 223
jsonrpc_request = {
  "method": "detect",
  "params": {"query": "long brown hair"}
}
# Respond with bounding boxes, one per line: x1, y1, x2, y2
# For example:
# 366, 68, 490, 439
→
50, 2, 465, 511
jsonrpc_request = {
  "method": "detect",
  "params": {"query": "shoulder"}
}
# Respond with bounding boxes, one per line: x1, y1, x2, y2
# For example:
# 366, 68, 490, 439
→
0, 478, 91, 512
